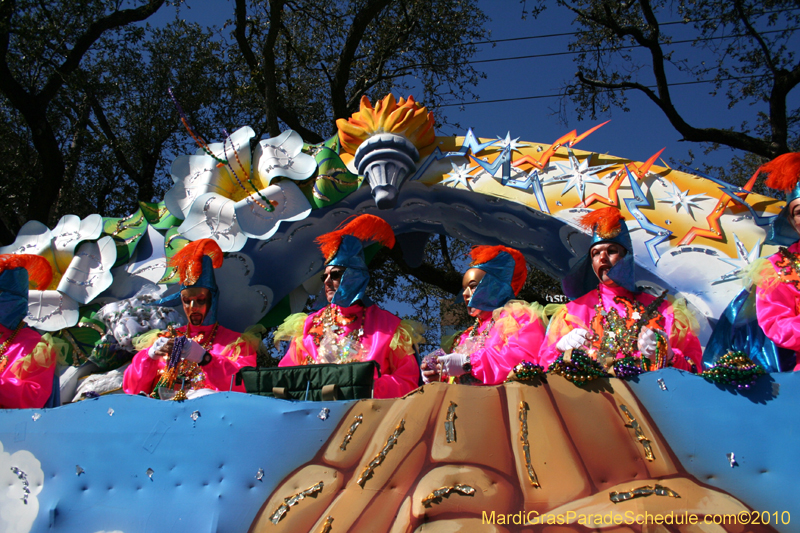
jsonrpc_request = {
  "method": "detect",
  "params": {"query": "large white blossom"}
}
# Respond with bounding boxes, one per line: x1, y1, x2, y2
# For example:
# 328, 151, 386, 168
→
0, 215, 117, 331
164, 127, 314, 251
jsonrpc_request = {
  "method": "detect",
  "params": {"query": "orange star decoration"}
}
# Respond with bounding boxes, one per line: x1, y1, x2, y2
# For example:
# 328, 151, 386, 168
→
578, 148, 665, 209
678, 167, 761, 245
513, 121, 609, 171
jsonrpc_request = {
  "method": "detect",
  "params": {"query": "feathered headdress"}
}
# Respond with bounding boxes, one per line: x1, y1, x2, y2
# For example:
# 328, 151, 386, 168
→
761, 153, 800, 246
470, 245, 527, 296
579, 207, 625, 240
464, 245, 528, 311
561, 206, 636, 300
316, 214, 395, 264
169, 239, 223, 287
0, 254, 53, 291
0, 254, 54, 329
763, 152, 800, 193
315, 214, 395, 307
157, 239, 224, 325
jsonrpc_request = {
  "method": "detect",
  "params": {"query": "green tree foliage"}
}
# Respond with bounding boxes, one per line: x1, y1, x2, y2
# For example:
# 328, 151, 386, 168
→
539, 0, 799, 185
0, 0, 168, 242
232, 0, 488, 140
0, 0, 489, 244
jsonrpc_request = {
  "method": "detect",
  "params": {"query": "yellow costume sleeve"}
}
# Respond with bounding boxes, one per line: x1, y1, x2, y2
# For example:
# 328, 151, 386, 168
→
222, 325, 267, 362
273, 313, 309, 347
543, 305, 577, 347
492, 300, 548, 342
440, 330, 464, 353
131, 329, 164, 352
390, 319, 427, 353
670, 298, 700, 346
10, 333, 60, 379
745, 257, 781, 294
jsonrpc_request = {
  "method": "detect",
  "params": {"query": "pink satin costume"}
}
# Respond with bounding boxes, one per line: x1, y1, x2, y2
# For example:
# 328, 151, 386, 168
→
123, 324, 257, 395
452, 302, 546, 385
538, 283, 702, 371
755, 241, 800, 371
0, 325, 57, 409
279, 304, 419, 399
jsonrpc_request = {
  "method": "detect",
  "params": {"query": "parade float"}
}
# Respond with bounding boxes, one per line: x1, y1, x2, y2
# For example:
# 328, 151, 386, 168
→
1, 94, 797, 532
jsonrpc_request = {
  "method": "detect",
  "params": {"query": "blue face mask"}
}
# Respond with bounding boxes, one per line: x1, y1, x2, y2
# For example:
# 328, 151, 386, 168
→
767, 184, 800, 246
0, 268, 29, 330
467, 252, 517, 312
327, 235, 372, 307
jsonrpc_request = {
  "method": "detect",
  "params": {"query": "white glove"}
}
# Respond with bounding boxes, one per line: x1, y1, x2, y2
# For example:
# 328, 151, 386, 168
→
181, 338, 208, 364
147, 337, 170, 359
437, 353, 469, 378
637, 327, 673, 363
556, 328, 590, 352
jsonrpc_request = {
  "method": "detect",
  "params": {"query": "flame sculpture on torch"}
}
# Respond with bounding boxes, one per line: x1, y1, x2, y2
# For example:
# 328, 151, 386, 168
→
336, 95, 436, 209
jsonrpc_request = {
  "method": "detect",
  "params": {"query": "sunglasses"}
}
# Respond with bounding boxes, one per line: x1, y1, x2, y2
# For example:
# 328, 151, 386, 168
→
320, 269, 345, 283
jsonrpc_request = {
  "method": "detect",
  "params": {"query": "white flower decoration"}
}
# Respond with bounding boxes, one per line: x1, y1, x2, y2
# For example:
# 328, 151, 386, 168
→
164, 127, 315, 252
106, 226, 168, 300
0, 215, 117, 331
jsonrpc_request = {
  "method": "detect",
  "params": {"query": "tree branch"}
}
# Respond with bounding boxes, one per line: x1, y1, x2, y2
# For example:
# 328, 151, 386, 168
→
733, 0, 777, 74
39, 0, 166, 104
330, 0, 392, 120
86, 91, 143, 186
387, 246, 463, 295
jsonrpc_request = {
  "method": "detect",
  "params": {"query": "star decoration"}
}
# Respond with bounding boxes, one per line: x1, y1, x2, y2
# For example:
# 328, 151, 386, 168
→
658, 183, 711, 218
495, 132, 526, 154
440, 160, 478, 189
712, 233, 762, 284
546, 148, 615, 201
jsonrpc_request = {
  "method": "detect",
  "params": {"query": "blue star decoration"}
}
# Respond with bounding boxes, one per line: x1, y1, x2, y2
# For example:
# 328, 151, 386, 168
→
622, 165, 672, 265
712, 233, 763, 284
657, 182, 711, 219
495, 132, 526, 154
440, 161, 479, 189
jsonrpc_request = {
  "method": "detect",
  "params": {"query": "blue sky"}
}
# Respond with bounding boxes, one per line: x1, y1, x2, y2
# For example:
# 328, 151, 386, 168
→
150, 1, 798, 174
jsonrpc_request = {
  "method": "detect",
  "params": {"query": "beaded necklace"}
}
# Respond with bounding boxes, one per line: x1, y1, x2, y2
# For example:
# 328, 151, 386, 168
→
589, 289, 665, 369
308, 305, 366, 364
774, 247, 800, 291
450, 315, 495, 385
0, 322, 25, 373
453, 315, 495, 352
150, 323, 219, 398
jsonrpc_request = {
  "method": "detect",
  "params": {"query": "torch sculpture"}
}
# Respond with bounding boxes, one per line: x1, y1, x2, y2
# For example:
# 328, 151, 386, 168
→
337, 95, 435, 209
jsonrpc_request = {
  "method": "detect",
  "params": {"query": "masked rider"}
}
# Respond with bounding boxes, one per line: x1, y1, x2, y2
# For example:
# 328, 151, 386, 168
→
123, 239, 258, 398
275, 214, 422, 399
538, 207, 702, 372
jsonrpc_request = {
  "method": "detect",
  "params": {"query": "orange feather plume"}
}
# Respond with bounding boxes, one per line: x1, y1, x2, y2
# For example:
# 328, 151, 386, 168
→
579, 207, 624, 239
469, 245, 528, 296
762, 152, 800, 192
168, 239, 223, 286
316, 214, 396, 263
0, 254, 53, 290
